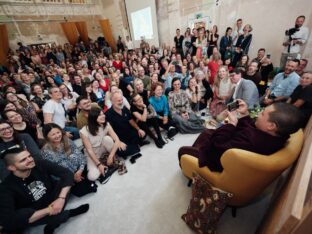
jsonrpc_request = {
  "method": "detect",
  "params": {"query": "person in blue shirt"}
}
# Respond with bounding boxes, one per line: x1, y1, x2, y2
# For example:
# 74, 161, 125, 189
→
262, 60, 300, 106
149, 82, 178, 139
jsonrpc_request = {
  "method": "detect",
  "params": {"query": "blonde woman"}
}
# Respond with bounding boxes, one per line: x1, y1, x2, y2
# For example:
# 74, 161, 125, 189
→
195, 28, 208, 59
209, 66, 233, 117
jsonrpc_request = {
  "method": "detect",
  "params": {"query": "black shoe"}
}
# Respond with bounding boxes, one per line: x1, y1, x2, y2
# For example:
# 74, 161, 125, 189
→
154, 138, 163, 148
44, 224, 60, 234
98, 167, 118, 184
167, 127, 178, 139
139, 140, 150, 146
130, 153, 142, 164
158, 136, 167, 146
69, 204, 89, 217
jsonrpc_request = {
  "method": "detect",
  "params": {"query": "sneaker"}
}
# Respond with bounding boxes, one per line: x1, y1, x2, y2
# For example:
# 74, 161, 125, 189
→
167, 127, 178, 139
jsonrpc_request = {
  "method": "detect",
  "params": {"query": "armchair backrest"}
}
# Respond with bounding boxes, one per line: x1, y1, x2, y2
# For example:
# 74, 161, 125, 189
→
216, 129, 304, 206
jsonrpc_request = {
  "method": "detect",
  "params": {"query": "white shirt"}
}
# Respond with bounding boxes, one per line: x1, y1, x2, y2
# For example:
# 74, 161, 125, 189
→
61, 92, 79, 110
232, 79, 242, 100
283, 26, 309, 54
42, 99, 67, 128
232, 27, 244, 46
125, 40, 135, 50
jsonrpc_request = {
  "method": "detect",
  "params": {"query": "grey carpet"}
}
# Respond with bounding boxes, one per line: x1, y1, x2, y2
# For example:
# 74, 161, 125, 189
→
28, 133, 270, 234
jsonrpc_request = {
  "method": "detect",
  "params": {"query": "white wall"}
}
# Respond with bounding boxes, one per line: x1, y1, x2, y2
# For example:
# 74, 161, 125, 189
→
156, 0, 312, 69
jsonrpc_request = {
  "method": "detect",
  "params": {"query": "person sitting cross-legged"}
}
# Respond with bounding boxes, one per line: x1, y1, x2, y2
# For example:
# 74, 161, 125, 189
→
105, 91, 144, 163
80, 108, 127, 183
0, 146, 89, 234
41, 123, 97, 197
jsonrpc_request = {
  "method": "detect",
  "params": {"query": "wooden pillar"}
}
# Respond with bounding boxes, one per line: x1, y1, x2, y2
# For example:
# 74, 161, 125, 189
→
99, 19, 116, 52
75, 21, 89, 45
0, 24, 9, 66
60, 22, 79, 45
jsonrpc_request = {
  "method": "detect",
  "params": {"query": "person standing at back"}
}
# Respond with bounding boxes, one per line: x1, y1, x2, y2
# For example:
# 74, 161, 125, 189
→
280, 15, 309, 69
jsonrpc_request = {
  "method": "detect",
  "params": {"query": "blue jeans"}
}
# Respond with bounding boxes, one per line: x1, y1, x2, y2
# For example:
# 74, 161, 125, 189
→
64, 126, 80, 140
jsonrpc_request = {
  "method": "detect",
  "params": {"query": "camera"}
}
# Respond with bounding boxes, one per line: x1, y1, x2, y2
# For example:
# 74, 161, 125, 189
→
227, 100, 239, 112
266, 54, 271, 59
285, 25, 300, 37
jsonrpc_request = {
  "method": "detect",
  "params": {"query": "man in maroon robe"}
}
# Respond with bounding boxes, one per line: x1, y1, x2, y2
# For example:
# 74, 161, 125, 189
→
178, 99, 303, 172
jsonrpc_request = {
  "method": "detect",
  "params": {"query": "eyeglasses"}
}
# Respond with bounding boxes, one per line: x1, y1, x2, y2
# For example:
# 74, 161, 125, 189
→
0, 126, 13, 133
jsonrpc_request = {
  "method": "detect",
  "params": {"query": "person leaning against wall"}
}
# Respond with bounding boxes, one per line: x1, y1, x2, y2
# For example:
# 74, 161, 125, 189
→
280, 15, 309, 69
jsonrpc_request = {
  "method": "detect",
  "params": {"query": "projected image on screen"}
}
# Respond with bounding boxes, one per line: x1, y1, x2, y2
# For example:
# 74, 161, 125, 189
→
131, 7, 153, 40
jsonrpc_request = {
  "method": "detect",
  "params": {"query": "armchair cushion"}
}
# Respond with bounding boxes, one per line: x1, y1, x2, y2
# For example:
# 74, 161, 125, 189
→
182, 173, 233, 234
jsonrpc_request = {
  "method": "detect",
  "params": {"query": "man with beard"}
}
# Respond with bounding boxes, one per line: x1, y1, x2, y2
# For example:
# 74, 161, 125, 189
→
0, 146, 89, 234
280, 15, 309, 69
105, 91, 149, 163
243, 61, 262, 86
262, 60, 300, 106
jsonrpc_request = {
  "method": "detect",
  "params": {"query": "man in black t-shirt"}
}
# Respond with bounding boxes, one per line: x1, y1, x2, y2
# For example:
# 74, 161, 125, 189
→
287, 72, 312, 126
106, 91, 148, 163
0, 147, 89, 233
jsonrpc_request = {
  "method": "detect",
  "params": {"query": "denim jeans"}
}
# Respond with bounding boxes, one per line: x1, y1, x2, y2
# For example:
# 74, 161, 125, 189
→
64, 126, 80, 140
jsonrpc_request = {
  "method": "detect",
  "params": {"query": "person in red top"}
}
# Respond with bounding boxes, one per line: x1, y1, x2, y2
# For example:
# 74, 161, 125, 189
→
93, 72, 110, 93
112, 54, 122, 71
208, 50, 222, 84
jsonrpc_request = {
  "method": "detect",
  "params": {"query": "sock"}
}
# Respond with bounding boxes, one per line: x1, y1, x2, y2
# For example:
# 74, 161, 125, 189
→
69, 204, 89, 218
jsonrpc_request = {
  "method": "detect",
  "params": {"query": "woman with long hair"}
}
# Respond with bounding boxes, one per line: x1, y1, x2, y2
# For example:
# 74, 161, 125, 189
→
80, 108, 127, 182
208, 49, 223, 85
93, 71, 110, 93
207, 25, 219, 57
5, 91, 41, 127
235, 54, 249, 72
195, 28, 208, 59
133, 78, 149, 105
41, 123, 97, 197
168, 78, 205, 134
59, 83, 79, 121
209, 66, 233, 117
185, 77, 201, 112
30, 83, 48, 122
81, 81, 98, 103
220, 27, 233, 61
2, 110, 43, 143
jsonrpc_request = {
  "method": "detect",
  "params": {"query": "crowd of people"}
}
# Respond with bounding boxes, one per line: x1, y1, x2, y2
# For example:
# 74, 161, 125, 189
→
0, 14, 311, 233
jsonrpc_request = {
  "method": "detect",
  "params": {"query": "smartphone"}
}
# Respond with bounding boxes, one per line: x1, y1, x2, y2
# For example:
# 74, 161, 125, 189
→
266, 54, 271, 59
227, 100, 239, 112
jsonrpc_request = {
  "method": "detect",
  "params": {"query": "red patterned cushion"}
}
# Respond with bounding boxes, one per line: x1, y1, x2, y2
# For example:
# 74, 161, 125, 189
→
182, 173, 233, 234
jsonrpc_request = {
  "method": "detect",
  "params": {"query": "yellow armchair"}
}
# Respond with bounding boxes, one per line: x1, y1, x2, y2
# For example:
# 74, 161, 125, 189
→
180, 129, 304, 207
